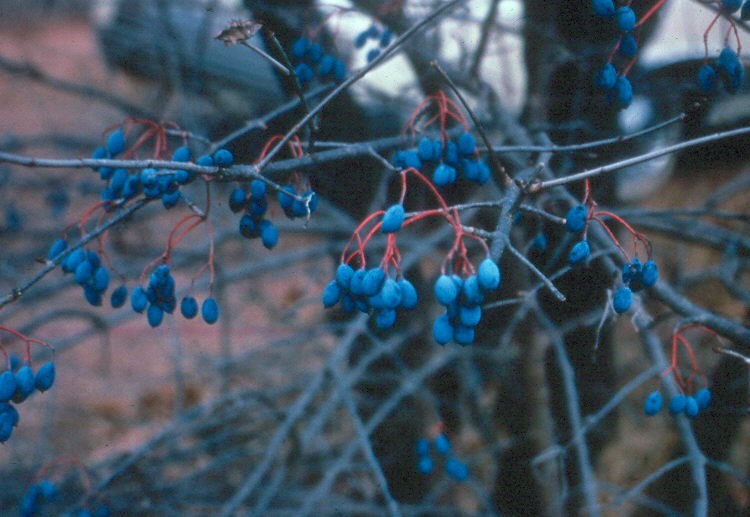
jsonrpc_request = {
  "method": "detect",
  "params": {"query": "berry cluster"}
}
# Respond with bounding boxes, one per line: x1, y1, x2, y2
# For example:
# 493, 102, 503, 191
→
698, 46, 745, 94
58, 246, 110, 307
432, 258, 500, 346
230, 179, 279, 249
130, 264, 176, 328
354, 23, 393, 63
696, 1, 747, 94
322, 264, 419, 330
290, 36, 347, 86
591, 0, 643, 109
277, 182, 319, 220
416, 432, 469, 482
20, 479, 58, 517
613, 258, 658, 313
1, 360, 55, 443
643, 387, 711, 418
393, 131, 490, 187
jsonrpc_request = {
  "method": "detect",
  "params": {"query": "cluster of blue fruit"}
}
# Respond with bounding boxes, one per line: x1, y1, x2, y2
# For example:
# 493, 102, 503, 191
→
564, 204, 593, 266
698, 46, 745, 95
92, 130, 214, 210
432, 258, 501, 346
290, 36, 347, 86
393, 132, 490, 186
643, 387, 711, 418
0, 360, 55, 443
20, 479, 110, 517
129, 265, 219, 327
354, 23, 393, 63
592, 0, 637, 109
416, 433, 469, 482
322, 264, 419, 330
50, 241, 110, 307
613, 258, 659, 314
230, 178, 279, 249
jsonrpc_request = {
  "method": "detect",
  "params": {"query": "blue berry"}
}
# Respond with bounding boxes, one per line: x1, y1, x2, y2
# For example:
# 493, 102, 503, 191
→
295, 62, 314, 84
171, 146, 191, 162
197, 154, 214, 167
318, 54, 335, 76
612, 286, 633, 314
322, 281, 342, 308
349, 269, 367, 296
668, 394, 687, 415
619, 34, 638, 58
213, 149, 234, 167
147, 304, 164, 328
34, 362, 55, 392
381, 204, 405, 233
445, 457, 469, 481
333, 59, 347, 82
336, 264, 355, 289
614, 76, 633, 109
477, 258, 501, 291
459, 305, 482, 327
565, 204, 588, 232
93, 266, 110, 292
461, 275, 484, 306
641, 260, 658, 287
418, 455, 434, 474
433, 313, 454, 345
532, 232, 548, 251
616, 7, 636, 32
292, 37, 311, 59
131, 286, 148, 313
38, 479, 57, 500
362, 268, 386, 296
697, 64, 718, 93
75, 259, 93, 285
457, 132, 476, 157
434, 275, 459, 305
596, 63, 617, 90
433, 163, 457, 186
229, 188, 247, 212
592, 0, 616, 17
717, 47, 744, 93
48, 238, 67, 260
684, 396, 699, 418
354, 30, 369, 49
14, 365, 35, 402
375, 308, 397, 329
260, 220, 279, 249
0, 371, 17, 402
433, 433, 452, 455
239, 214, 259, 239
106, 129, 126, 156
416, 437, 430, 456
398, 278, 418, 309
249, 179, 267, 199
202, 297, 219, 324
180, 296, 199, 319
366, 48, 381, 63
277, 185, 295, 210
453, 324, 475, 346
308, 42, 323, 63
569, 240, 591, 265
379, 27, 393, 47
695, 387, 711, 410
644, 390, 663, 416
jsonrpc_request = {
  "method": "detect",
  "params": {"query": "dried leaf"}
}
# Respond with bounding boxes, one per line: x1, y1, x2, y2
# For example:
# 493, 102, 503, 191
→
216, 19, 263, 46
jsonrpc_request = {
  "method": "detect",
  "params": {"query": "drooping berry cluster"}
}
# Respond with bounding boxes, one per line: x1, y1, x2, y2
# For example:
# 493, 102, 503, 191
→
393, 131, 490, 187
290, 35, 347, 86
19, 480, 58, 517
696, 1, 746, 93
231, 179, 279, 249
416, 432, 469, 482
698, 46, 745, 94
322, 264, 419, 330
59, 246, 110, 306
643, 387, 711, 418
277, 182, 319, 220
130, 264, 177, 328
591, 0, 657, 110
612, 258, 659, 313
432, 258, 500, 346
354, 23, 393, 63
1, 360, 55, 443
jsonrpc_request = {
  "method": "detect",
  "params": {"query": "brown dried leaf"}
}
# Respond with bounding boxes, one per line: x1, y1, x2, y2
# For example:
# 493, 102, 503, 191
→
215, 19, 263, 46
